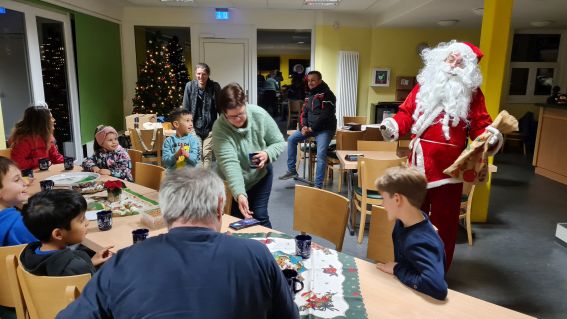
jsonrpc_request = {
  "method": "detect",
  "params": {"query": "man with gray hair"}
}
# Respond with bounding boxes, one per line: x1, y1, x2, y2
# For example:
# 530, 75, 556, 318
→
57, 168, 299, 319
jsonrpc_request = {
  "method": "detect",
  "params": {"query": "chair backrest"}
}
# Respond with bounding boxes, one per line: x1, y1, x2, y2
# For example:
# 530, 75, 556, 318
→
357, 140, 397, 152
223, 181, 233, 215
128, 149, 143, 178
367, 205, 395, 263
357, 157, 407, 191
398, 139, 411, 148
162, 122, 174, 130
293, 185, 349, 252
135, 162, 166, 190
16, 263, 90, 319
289, 100, 303, 114
343, 116, 367, 125
336, 130, 365, 151
0, 245, 26, 311
5, 253, 27, 319
128, 128, 164, 156
363, 127, 383, 141
0, 148, 11, 158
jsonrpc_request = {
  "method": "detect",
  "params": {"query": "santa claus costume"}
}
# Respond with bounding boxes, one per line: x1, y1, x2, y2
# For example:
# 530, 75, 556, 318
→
381, 41, 502, 270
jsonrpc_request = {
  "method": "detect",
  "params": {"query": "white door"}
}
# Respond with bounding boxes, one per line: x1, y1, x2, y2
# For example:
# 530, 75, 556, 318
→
200, 38, 249, 97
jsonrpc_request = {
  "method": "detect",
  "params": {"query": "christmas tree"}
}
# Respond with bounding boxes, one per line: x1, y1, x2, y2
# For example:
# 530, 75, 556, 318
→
167, 35, 190, 95
132, 38, 180, 116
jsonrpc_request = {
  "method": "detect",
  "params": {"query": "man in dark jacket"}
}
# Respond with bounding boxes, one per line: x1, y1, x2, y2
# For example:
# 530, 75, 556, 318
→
279, 71, 336, 188
182, 63, 221, 168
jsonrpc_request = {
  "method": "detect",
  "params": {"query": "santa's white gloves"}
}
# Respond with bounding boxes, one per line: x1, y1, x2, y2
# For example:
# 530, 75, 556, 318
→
485, 126, 503, 155
380, 118, 399, 141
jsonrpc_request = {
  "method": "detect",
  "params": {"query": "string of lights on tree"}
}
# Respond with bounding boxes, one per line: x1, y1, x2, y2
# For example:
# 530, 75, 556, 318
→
167, 35, 189, 97
132, 37, 188, 116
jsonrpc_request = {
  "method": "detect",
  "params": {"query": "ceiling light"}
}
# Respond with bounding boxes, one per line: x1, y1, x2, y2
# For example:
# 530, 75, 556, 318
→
160, 0, 194, 3
472, 8, 483, 16
437, 20, 459, 27
304, 0, 341, 6
530, 20, 552, 27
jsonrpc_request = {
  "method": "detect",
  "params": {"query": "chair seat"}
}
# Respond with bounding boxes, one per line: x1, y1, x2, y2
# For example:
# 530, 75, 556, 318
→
354, 186, 383, 200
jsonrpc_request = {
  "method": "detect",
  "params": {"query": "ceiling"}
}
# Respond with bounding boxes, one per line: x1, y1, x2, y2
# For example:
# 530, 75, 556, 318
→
122, 0, 567, 29
257, 30, 311, 55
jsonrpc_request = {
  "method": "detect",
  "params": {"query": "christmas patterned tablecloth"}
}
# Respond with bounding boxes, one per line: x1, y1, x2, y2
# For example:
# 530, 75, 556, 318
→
234, 233, 367, 319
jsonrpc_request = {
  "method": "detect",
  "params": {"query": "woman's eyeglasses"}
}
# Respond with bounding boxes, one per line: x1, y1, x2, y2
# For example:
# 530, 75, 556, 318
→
225, 111, 246, 120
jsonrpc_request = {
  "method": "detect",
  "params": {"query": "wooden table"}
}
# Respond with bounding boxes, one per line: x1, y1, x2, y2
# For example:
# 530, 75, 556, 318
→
30, 164, 155, 196
336, 150, 400, 235
82, 212, 532, 318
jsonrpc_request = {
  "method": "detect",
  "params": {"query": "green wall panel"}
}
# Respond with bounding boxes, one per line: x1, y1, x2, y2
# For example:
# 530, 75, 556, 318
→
74, 13, 123, 143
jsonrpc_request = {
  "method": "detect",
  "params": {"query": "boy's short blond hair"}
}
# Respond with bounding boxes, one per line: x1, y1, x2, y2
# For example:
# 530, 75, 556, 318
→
376, 166, 427, 209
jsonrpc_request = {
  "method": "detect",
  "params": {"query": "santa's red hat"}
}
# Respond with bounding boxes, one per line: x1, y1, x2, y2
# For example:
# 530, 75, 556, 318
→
462, 42, 484, 62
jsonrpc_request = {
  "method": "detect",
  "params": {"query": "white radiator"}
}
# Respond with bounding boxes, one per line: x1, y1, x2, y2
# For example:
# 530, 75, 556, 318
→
336, 51, 359, 127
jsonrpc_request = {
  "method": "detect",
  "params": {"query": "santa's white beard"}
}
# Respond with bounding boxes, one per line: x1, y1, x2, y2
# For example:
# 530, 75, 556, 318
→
412, 63, 480, 140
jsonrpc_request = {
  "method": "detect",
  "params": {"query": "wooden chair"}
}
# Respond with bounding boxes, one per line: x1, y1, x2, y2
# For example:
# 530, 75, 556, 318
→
288, 100, 303, 129
161, 122, 174, 130
343, 116, 367, 125
357, 140, 398, 152
363, 126, 383, 141
460, 183, 476, 246
128, 149, 143, 179
16, 263, 90, 319
0, 148, 11, 158
293, 185, 349, 252
1, 245, 26, 319
135, 162, 165, 190
324, 130, 365, 191
223, 181, 233, 216
503, 131, 526, 155
128, 128, 164, 166
354, 157, 407, 243
367, 205, 395, 263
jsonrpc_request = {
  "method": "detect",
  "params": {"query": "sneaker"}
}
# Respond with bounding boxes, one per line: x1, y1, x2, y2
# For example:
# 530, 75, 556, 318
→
279, 171, 298, 180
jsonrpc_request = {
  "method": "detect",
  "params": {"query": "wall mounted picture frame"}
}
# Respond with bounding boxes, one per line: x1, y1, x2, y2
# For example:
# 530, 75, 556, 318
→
371, 68, 390, 87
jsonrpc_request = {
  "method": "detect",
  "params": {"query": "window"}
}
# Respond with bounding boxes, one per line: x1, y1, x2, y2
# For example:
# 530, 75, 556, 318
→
508, 33, 561, 103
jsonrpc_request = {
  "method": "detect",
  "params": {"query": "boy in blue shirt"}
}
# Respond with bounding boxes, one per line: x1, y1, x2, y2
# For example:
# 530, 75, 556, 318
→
162, 108, 201, 170
20, 189, 113, 276
375, 166, 448, 300
0, 156, 36, 246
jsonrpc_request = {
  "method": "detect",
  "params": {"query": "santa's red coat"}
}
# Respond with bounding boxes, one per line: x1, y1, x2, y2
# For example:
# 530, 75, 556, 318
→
393, 84, 492, 188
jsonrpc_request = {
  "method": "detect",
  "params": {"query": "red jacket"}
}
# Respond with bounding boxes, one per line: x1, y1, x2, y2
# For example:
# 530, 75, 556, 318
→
393, 84, 492, 188
10, 135, 64, 170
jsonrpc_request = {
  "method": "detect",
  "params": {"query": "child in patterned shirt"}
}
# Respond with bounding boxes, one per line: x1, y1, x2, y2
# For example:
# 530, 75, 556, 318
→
82, 125, 133, 181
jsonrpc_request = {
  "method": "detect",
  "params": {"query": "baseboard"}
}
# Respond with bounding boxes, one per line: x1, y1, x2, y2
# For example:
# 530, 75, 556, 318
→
556, 223, 567, 246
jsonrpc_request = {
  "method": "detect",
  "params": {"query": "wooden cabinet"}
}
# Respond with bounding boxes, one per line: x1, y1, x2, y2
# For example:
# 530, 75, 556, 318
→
533, 106, 567, 185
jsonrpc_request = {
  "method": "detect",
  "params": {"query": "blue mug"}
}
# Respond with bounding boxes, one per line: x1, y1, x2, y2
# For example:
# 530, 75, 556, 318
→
282, 269, 304, 296
38, 158, 51, 171
132, 228, 149, 244
39, 180, 54, 191
64, 157, 75, 170
96, 210, 113, 231
295, 234, 312, 259
248, 152, 259, 169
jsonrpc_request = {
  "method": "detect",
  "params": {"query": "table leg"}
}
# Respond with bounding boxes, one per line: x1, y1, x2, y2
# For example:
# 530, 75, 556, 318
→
346, 169, 355, 236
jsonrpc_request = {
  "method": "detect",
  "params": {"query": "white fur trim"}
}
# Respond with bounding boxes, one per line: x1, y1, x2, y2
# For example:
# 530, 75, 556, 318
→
410, 138, 426, 176
380, 118, 399, 141
427, 178, 462, 189
485, 126, 504, 155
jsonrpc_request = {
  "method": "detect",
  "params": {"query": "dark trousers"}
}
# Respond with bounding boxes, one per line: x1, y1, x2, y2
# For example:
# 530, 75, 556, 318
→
231, 165, 273, 228
421, 182, 463, 272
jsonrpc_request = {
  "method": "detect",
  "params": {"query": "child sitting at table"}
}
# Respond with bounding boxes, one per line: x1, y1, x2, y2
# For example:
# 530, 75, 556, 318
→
0, 156, 37, 246
9, 103, 64, 170
375, 166, 448, 300
162, 108, 200, 170
82, 125, 133, 181
20, 189, 113, 276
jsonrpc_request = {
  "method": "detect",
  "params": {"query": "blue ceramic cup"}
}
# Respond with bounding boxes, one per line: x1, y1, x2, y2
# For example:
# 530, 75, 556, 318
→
282, 269, 304, 296
21, 169, 34, 178
64, 157, 75, 170
96, 210, 113, 231
295, 234, 312, 259
38, 158, 51, 171
39, 180, 54, 191
132, 228, 149, 244
248, 152, 259, 169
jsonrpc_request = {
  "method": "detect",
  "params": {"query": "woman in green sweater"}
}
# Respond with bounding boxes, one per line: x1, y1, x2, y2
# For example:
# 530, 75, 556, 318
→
212, 83, 285, 227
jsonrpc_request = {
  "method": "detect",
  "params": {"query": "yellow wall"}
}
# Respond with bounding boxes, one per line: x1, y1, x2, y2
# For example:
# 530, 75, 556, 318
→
280, 54, 310, 86
367, 28, 481, 121
314, 26, 481, 122
314, 25, 372, 117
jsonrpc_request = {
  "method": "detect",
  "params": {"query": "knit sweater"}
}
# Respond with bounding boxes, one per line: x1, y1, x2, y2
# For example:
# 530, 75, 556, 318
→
10, 135, 64, 170
212, 104, 285, 199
